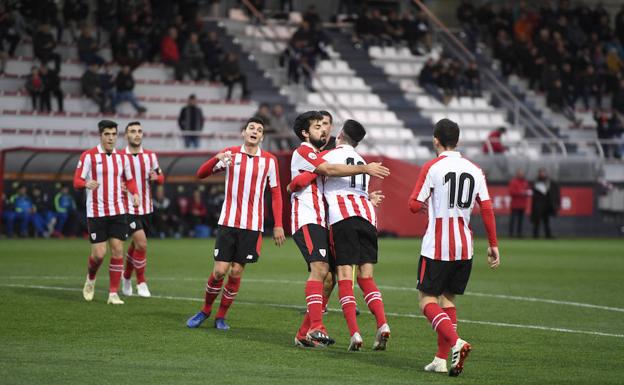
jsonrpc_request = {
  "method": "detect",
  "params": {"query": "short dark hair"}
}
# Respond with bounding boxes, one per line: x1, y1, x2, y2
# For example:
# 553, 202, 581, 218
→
433, 119, 459, 148
125, 121, 141, 132
319, 110, 333, 124
342, 119, 366, 144
98, 119, 118, 134
243, 116, 265, 130
293, 111, 323, 141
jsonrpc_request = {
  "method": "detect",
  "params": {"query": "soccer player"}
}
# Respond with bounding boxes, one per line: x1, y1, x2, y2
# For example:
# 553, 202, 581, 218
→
290, 119, 391, 351
408, 119, 500, 376
289, 111, 390, 347
119, 121, 165, 298
186, 117, 286, 330
74, 120, 140, 305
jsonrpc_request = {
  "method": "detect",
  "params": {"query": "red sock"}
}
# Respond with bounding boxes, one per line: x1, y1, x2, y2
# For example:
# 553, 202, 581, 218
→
108, 257, 124, 294
215, 275, 241, 319
305, 280, 324, 331
123, 245, 135, 280
322, 294, 329, 313
202, 273, 224, 314
338, 280, 359, 336
133, 249, 147, 283
87, 256, 103, 280
357, 277, 387, 328
423, 303, 459, 347
436, 307, 457, 359
297, 312, 310, 339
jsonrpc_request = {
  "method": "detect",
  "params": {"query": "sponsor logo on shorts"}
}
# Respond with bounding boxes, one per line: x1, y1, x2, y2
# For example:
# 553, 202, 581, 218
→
130, 221, 136, 229
319, 249, 326, 257
246, 255, 253, 260
214, 249, 219, 257
91, 233, 96, 240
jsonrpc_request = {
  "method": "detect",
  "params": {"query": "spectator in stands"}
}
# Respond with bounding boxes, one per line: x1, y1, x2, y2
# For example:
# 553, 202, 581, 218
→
508, 169, 530, 238
255, 103, 273, 132
303, 5, 322, 29
96, 0, 118, 44
270, 104, 289, 133
52, 185, 76, 237
40, 65, 64, 113
609, 113, 624, 159
161, 27, 184, 81
220, 52, 250, 100
402, 10, 432, 55
100, 62, 116, 111
183, 32, 205, 81
114, 65, 146, 114
462, 60, 481, 97
613, 78, 624, 115
111, 25, 128, 63
483, 126, 507, 154
531, 168, 560, 239
152, 185, 174, 238
63, 0, 89, 42
25, 66, 45, 112
201, 31, 223, 82
418, 58, 444, 104
77, 25, 105, 65
0, 6, 25, 57
33, 24, 61, 72
81, 63, 109, 113
178, 94, 204, 148
595, 109, 613, 158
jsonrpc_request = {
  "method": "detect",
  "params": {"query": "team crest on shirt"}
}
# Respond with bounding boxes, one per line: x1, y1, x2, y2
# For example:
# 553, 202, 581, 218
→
77, 160, 82, 168
90, 233, 96, 240
214, 249, 219, 257
308, 153, 317, 160
130, 221, 136, 229
319, 249, 326, 257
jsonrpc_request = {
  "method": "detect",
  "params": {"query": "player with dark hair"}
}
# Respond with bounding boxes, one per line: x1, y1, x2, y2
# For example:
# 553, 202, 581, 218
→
119, 121, 165, 298
289, 119, 391, 351
75, 120, 140, 305
288, 111, 389, 347
408, 118, 500, 376
186, 117, 286, 330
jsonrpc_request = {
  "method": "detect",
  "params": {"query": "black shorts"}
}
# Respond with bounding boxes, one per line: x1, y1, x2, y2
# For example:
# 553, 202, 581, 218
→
416, 256, 473, 296
214, 226, 262, 264
329, 216, 378, 266
127, 214, 151, 235
87, 214, 128, 244
293, 224, 333, 270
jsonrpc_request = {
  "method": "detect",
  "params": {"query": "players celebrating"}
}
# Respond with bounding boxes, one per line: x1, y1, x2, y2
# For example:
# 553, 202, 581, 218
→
288, 111, 390, 347
408, 119, 501, 376
74, 120, 140, 305
120, 121, 165, 298
186, 117, 286, 330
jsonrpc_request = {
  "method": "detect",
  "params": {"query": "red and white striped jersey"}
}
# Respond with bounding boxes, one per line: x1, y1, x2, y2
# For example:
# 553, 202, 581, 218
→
119, 147, 160, 215
412, 151, 490, 261
76, 144, 134, 218
322, 145, 377, 227
214, 146, 280, 231
290, 142, 327, 234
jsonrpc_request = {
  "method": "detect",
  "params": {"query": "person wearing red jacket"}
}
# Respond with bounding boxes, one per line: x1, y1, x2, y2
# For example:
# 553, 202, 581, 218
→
508, 169, 529, 237
160, 27, 183, 81
482, 126, 507, 154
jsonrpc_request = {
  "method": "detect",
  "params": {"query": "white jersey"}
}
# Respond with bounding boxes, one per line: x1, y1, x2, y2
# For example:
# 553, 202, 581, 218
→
322, 144, 377, 227
290, 142, 326, 234
76, 144, 133, 218
120, 147, 160, 215
412, 151, 490, 261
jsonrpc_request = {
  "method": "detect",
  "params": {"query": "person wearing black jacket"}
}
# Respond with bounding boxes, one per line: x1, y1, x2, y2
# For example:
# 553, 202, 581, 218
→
114, 65, 146, 113
33, 24, 61, 72
178, 94, 204, 148
220, 53, 249, 100
531, 168, 560, 239
40, 65, 64, 112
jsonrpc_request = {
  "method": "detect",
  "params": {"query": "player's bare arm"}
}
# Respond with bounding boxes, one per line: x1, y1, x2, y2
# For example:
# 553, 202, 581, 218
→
487, 247, 500, 269
273, 227, 286, 246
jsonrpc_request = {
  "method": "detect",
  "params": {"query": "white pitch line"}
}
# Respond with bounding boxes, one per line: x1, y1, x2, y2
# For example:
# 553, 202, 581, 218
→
3, 275, 624, 313
2, 283, 623, 339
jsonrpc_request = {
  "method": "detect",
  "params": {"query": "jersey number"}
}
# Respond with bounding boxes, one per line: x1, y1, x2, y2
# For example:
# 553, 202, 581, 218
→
444, 172, 475, 208
346, 157, 366, 190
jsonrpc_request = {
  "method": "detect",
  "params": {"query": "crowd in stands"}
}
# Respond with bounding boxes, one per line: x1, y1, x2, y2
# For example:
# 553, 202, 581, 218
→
1, 182, 229, 240
456, 0, 624, 152
1, 1, 255, 117
419, 57, 482, 104
351, 7, 432, 55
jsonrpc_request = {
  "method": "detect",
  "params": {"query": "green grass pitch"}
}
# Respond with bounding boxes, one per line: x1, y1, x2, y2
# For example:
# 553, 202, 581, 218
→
0, 237, 622, 385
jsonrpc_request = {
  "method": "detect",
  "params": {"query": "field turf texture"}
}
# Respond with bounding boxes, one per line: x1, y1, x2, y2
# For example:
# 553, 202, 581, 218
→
0, 238, 622, 385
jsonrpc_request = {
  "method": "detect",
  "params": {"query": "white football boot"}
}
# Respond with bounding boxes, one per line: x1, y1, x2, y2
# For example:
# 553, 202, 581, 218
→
449, 338, 472, 377
348, 332, 363, 351
136, 282, 151, 298
83, 276, 95, 301
121, 277, 133, 296
424, 356, 448, 373
373, 323, 391, 350
107, 292, 125, 305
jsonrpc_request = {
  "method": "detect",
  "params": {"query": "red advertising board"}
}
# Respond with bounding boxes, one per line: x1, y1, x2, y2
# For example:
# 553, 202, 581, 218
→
487, 186, 594, 216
